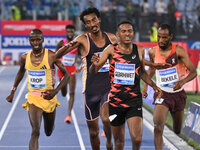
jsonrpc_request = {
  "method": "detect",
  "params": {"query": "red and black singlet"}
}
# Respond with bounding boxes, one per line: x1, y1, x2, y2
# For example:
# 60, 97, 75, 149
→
109, 44, 142, 108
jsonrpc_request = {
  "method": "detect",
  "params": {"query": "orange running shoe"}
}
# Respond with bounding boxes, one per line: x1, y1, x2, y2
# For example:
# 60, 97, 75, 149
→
101, 130, 106, 137
64, 115, 71, 124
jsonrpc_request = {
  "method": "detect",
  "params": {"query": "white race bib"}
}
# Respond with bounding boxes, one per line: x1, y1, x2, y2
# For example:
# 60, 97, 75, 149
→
97, 52, 110, 72
62, 54, 75, 66
28, 70, 46, 89
114, 63, 135, 85
158, 67, 179, 87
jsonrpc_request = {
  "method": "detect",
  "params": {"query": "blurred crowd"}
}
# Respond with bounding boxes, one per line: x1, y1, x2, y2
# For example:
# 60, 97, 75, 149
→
0, 0, 200, 41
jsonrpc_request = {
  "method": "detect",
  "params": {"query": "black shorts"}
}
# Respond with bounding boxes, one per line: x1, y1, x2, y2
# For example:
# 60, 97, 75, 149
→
84, 91, 109, 120
109, 104, 143, 126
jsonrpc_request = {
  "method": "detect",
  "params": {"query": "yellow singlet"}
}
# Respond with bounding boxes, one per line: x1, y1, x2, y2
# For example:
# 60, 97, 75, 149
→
22, 48, 60, 113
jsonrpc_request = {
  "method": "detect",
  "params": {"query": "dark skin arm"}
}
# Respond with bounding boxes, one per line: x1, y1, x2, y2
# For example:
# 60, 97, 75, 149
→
142, 48, 156, 98
6, 54, 26, 103
55, 40, 64, 52
89, 44, 113, 73
138, 46, 162, 99
43, 51, 68, 100
173, 45, 197, 91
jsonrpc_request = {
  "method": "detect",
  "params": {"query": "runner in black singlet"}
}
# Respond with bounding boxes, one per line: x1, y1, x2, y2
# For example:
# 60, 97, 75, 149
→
90, 21, 162, 150
55, 7, 118, 150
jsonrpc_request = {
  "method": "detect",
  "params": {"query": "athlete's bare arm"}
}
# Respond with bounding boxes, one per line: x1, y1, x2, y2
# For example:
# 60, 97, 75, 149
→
55, 40, 64, 52
138, 46, 162, 98
142, 47, 157, 97
106, 32, 118, 44
90, 44, 114, 73
6, 54, 26, 103
43, 50, 68, 100
55, 34, 88, 59
173, 45, 197, 91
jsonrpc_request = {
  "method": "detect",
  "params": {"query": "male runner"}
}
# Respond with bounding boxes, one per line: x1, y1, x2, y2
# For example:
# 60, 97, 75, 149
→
56, 24, 82, 123
90, 20, 162, 150
6, 29, 68, 150
56, 7, 118, 150
142, 24, 197, 150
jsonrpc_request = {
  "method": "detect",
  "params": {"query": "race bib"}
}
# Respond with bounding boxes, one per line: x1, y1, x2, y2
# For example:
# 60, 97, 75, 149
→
62, 54, 75, 66
28, 70, 46, 89
114, 63, 135, 85
158, 67, 179, 87
155, 98, 164, 104
98, 52, 110, 72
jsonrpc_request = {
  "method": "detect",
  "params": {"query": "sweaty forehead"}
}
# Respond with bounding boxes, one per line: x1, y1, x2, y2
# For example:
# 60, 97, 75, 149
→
119, 24, 133, 30
29, 32, 43, 38
83, 13, 97, 21
158, 28, 169, 35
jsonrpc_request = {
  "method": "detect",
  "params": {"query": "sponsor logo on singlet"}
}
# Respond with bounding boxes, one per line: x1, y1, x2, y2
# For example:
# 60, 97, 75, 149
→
97, 52, 110, 72
62, 54, 75, 66
114, 63, 135, 85
28, 70, 46, 89
158, 67, 179, 87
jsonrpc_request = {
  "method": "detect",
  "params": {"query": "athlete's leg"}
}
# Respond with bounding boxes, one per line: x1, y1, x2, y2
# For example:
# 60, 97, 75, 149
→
28, 104, 43, 150
127, 117, 143, 150
87, 118, 100, 150
60, 74, 70, 97
171, 110, 184, 134
100, 102, 113, 149
153, 105, 169, 150
111, 124, 125, 150
43, 108, 56, 136
68, 74, 76, 116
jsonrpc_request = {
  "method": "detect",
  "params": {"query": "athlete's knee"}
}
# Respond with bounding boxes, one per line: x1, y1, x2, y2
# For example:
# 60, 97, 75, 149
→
101, 117, 110, 125
69, 91, 75, 97
154, 123, 164, 134
114, 137, 125, 148
132, 136, 142, 145
31, 128, 40, 138
89, 128, 99, 139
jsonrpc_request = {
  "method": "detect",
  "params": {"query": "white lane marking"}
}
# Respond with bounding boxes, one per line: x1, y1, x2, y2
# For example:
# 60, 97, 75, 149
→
66, 94, 86, 150
143, 119, 178, 150
0, 66, 6, 73
0, 145, 155, 148
0, 79, 27, 141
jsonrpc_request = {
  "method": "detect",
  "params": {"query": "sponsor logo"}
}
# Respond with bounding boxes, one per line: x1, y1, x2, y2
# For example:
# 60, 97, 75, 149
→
109, 114, 117, 122
2, 36, 65, 48
190, 42, 200, 49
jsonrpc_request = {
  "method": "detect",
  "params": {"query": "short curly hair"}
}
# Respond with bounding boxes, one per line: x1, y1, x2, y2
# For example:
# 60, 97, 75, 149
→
79, 7, 101, 24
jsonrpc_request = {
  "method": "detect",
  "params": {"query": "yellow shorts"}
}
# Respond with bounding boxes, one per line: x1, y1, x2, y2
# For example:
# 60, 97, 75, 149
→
22, 92, 60, 113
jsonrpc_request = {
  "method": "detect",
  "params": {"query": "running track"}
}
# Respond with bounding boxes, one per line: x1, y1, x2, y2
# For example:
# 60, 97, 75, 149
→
0, 66, 179, 150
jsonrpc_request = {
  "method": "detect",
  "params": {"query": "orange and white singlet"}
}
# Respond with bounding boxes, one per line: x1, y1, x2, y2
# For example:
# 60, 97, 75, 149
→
22, 48, 60, 112
155, 43, 186, 93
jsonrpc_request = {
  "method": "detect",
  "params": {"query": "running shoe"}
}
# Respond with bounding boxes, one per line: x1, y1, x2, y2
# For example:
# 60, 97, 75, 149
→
101, 130, 105, 137
64, 115, 71, 123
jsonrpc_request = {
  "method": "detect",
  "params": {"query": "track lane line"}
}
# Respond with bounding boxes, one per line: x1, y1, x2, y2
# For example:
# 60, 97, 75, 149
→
66, 94, 86, 150
0, 79, 27, 141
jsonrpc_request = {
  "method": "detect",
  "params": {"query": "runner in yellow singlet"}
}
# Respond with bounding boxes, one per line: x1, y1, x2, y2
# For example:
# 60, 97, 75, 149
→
6, 29, 68, 150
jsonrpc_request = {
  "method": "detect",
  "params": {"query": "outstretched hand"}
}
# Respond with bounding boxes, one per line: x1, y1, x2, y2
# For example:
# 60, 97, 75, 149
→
173, 80, 184, 91
153, 63, 172, 69
43, 90, 56, 100
153, 86, 162, 99
71, 66, 83, 75
142, 87, 148, 98
91, 52, 100, 65
6, 92, 14, 103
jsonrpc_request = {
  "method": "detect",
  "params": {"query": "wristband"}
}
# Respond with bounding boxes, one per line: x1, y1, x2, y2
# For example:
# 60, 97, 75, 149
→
11, 87, 17, 91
